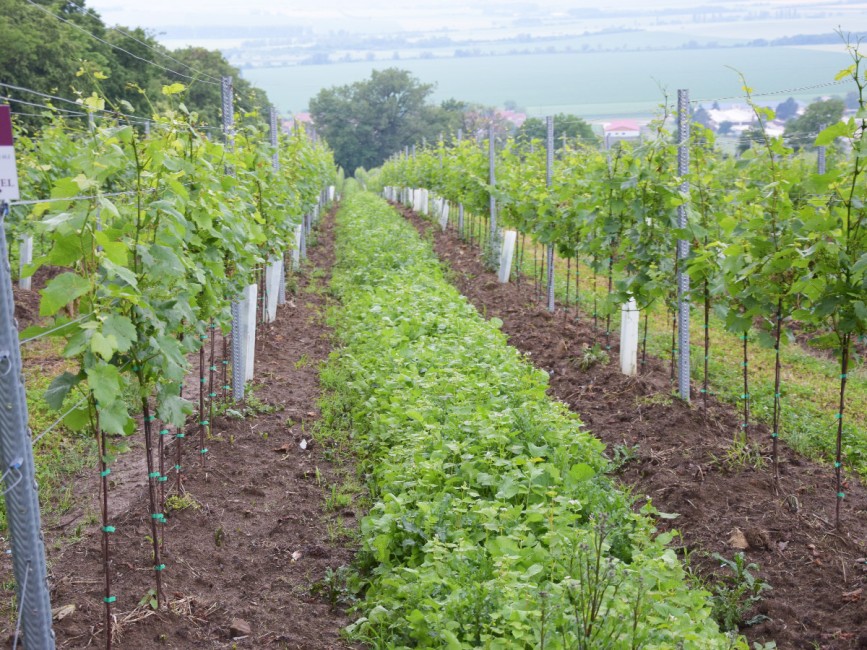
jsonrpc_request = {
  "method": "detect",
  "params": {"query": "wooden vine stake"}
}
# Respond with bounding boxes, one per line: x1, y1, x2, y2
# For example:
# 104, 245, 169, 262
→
139, 394, 164, 608
95, 407, 114, 649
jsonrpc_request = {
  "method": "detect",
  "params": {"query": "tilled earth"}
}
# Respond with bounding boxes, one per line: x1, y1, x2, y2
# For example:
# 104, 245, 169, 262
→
399, 203, 867, 650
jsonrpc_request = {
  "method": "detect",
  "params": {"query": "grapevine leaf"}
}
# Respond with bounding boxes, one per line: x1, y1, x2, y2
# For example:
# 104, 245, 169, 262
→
97, 196, 120, 219
162, 83, 185, 95
98, 399, 133, 436
44, 371, 83, 411
46, 233, 87, 266
102, 315, 136, 353
156, 393, 192, 427
815, 122, 849, 146
39, 273, 91, 317
40, 212, 79, 231
101, 259, 138, 288
86, 364, 122, 408
63, 404, 91, 432
90, 332, 116, 360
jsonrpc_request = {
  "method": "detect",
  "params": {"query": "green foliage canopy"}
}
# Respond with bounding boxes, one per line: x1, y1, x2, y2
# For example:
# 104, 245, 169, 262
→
514, 113, 599, 148
309, 68, 463, 172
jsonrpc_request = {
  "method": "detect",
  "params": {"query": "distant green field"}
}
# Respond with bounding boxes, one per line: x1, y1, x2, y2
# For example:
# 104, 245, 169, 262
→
244, 45, 853, 118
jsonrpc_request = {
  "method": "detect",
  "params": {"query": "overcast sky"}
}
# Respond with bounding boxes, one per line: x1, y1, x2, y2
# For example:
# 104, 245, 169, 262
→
85, 0, 808, 32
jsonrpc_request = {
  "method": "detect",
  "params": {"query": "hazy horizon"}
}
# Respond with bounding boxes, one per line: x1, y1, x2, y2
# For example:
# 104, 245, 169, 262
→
84, 0, 867, 117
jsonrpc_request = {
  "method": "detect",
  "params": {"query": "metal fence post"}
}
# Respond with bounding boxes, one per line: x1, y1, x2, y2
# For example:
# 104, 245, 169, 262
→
457, 129, 465, 238
817, 145, 826, 175
0, 202, 56, 649
677, 89, 691, 402
488, 124, 500, 263
270, 106, 288, 307
546, 116, 555, 312
222, 77, 245, 402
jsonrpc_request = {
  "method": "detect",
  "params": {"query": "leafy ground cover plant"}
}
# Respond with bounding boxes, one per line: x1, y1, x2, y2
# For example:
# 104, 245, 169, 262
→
321, 193, 742, 648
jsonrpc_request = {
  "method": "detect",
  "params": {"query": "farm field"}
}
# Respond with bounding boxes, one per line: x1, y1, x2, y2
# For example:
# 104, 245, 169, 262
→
245, 45, 853, 116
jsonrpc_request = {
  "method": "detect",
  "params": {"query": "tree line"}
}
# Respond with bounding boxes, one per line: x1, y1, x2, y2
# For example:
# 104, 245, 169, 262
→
0, 0, 270, 129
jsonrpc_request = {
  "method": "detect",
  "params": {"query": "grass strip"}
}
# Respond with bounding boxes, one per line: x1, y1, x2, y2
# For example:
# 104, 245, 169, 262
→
320, 192, 741, 649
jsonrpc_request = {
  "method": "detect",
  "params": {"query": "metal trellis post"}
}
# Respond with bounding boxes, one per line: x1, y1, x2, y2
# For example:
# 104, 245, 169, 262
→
488, 124, 499, 262
546, 116, 555, 312
222, 77, 245, 402
270, 106, 287, 307
676, 89, 691, 402
457, 128, 464, 237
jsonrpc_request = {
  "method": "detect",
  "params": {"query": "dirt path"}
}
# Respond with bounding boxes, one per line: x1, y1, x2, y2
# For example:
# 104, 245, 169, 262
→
398, 204, 867, 650
36, 207, 359, 649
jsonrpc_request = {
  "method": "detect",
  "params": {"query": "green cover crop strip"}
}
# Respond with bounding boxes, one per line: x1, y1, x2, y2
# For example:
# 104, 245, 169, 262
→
323, 193, 740, 649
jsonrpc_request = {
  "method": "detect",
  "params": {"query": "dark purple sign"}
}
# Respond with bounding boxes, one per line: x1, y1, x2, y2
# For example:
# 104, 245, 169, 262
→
0, 106, 12, 147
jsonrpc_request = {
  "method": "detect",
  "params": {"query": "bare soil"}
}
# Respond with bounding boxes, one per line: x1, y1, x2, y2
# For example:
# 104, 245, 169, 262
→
3, 208, 360, 649
399, 205, 867, 650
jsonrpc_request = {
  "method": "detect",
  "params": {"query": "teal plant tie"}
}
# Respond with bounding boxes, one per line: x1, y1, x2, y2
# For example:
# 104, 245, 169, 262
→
159, 429, 169, 436
771, 432, 778, 439
148, 472, 160, 479
841, 374, 848, 379
209, 393, 217, 398
174, 464, 181, 471
200, 420, 209, 426
154, 564, 166, 572
158, 476, 168, 482
104, 596, 116, 604
201, 377, 207, 384
210, 366, 217, 372
835, 413, 843, 419
224, 385, 231, 390
152, 513, 165, 522
103, 526, 115, 533
834, 462, 842, 468
200, 334, 208, 341
222, 360, 228, 365
176, 433, 185, 439
838, 492, 845, 499
100, 469, 111, 477
200, 448, 209, 455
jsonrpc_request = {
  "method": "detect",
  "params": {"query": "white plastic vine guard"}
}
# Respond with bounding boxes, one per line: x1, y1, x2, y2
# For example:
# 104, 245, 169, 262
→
620, 298, 639, 376
498, 230, 517, 283
265, 257, 282, 322
292, 225, 302, 270
439, 200, 450, 231
240, 284, 257, 381
18, 235, 32, 291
